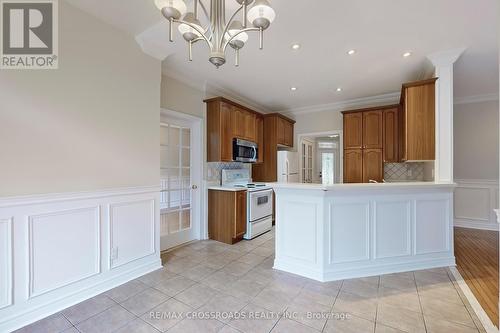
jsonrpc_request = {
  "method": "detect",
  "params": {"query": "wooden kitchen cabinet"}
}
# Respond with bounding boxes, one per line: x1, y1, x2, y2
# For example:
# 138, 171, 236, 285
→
253, 113, 295, 182
362, 149, 383, 182
206, 100, 234, 162
277, 116, 294, 147
344, 149, 363, 183
400, 78, 437, 161
208, 189, 247, 244
383, 107, 399, 162
256, 115, 264, 163
343, 112, 363, 149
205, 97, 260, 162
363, 110, 383, 149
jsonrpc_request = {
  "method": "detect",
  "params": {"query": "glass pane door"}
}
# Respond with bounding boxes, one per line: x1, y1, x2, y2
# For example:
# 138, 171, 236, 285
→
160, 122, 194, 250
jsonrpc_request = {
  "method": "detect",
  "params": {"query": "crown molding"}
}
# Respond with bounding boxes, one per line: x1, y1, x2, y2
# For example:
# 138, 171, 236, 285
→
204, 82, 271, 114
454, 93, 499, 105
427, 47, 466, 66
280, 92, 401, 116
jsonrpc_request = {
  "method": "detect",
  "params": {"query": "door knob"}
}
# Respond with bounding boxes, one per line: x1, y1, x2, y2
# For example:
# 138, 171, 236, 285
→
191, 185, 198, 190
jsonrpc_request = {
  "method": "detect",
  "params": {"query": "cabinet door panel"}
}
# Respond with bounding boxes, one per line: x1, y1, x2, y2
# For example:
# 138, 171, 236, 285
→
277, 117, 286, 145
284, 121, 293, 147
363, 110, 383, 149
235, 191, 247, 238
344, 113, 363, 149
362, 149, 383, 183
344, 149, 363, 183
232, 107, 245, 139
256, 116, 264, 163
244, 111, 256, 141
383, 108, 399, 162
220, 103, 234, 161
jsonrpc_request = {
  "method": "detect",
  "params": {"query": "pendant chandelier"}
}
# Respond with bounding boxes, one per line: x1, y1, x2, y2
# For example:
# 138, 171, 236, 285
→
154, 0, 276, 68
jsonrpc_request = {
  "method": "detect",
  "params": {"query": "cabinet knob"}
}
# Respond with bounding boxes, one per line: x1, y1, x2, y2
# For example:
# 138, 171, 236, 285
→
191, 185, 198, 190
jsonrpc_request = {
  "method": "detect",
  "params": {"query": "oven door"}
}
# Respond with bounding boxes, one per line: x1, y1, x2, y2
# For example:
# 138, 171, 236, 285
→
248, 189, 273, 222
233, 138, 258, 163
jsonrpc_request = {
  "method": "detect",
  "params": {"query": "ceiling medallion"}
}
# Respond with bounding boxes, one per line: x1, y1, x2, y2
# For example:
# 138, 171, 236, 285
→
155, 0, 275, 68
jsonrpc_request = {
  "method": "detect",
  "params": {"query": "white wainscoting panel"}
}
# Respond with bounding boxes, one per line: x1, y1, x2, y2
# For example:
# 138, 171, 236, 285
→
454, 179, 499, 230
0, 186, 161, 333
415, 199, 450, 255
0, 218, 13, 309
28, 207, 100, 298
109, 200, 155, 269
330, 201, 370, 264
280, 201, 318, 264
374, 201, 411, 259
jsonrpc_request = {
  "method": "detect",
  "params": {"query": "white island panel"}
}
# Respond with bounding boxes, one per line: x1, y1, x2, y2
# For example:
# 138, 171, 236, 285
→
272, 182, 456, 282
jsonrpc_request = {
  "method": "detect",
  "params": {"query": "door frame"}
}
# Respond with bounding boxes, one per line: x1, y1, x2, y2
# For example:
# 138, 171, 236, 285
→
160, 108, 204, 249
298, 130, 344, 184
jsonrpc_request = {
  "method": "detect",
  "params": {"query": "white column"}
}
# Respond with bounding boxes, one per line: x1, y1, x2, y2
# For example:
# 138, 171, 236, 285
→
427, 48, 465, 183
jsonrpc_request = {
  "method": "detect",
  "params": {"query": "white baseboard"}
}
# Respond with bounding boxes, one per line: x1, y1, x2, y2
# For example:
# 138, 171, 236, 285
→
274, 256, 456, 282
454, 218, 500, 231
449, 267, 498, 333
1, 259, 161, 333
0, 186, 161, 333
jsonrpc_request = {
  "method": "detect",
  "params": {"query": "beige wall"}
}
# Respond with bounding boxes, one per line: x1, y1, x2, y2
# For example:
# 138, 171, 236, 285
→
454, 100, 499, 180
0, 2, 161, 197
160, 75, 205, 118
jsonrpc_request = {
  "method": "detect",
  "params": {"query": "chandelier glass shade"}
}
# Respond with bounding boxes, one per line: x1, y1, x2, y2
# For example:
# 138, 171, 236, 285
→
154, 0, 275, 68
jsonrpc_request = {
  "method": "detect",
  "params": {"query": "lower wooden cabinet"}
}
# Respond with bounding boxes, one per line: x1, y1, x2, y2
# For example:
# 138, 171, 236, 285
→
208, 189, 247, 244
344, 149, 363, 183
362, 149, 383, 183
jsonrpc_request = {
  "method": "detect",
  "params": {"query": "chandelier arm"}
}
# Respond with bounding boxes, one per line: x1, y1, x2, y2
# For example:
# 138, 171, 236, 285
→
198, 0, 213, 37
222, 27, 260, 52
172, 19, 213, 49
219, 5, 244, 49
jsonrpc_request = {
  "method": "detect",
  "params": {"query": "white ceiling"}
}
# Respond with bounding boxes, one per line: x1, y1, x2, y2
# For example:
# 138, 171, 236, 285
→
68, 0, 499, 112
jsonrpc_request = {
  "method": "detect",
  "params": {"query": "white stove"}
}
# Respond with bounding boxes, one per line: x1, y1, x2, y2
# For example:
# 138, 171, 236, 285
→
221, 169, 273, 239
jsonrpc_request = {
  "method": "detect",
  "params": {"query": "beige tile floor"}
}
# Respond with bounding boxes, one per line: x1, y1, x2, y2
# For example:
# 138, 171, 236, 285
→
15, 228, 486, 333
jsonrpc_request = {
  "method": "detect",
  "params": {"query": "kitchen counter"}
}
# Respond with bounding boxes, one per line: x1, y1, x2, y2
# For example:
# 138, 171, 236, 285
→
207, 185, 247, 192
271, 181, 456, 282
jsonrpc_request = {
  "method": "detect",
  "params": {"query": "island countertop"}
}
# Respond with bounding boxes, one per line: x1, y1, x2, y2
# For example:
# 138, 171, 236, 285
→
268, 181, 456, 191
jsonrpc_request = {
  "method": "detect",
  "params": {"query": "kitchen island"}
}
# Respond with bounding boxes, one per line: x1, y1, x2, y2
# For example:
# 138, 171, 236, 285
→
270, 182, 456, 282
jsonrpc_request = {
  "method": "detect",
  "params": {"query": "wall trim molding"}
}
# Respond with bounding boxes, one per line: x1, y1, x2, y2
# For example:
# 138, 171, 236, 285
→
0, 185, 159, 208
280, 92, 401, 116
454, 179, 499, 231
0, 218, 13, 310
454, 93, 499, 105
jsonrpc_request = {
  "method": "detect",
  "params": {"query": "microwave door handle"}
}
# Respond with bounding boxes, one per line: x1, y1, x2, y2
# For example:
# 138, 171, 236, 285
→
252, 146, 257, 160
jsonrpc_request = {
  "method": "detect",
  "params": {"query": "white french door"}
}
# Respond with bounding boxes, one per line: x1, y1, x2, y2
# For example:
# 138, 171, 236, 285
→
160, 112, 201, 251
301, 139, 314, 183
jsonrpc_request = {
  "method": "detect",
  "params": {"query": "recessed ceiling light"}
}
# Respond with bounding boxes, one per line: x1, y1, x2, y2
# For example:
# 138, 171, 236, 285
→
291, 44, 301, 50
403, 52, 412, 57
290, 87, 297, 91
347, 49, 356, 55
336, 87, 342, 92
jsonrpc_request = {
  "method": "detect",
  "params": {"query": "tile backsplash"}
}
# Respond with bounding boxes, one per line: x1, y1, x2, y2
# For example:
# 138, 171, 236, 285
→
206, 162, 251, 183
384, 162, 425, 182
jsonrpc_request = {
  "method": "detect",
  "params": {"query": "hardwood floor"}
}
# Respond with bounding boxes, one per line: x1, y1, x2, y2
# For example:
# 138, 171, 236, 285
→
455, 227, 499, 327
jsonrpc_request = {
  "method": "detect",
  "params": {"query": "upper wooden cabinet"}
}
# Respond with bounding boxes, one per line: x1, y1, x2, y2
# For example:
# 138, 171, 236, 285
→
256, 115, 264, 163
205, 97, 260, 162
383, 107, 399, 163
343, 112, 363, 149
277, 116, 294, 147
252, 113, 295, 182
363, 111, 383, 149
400, 78, 437, 161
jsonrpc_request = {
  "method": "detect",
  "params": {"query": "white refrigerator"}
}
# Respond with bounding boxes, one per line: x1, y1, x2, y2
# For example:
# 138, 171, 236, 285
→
277, 151, 300, 183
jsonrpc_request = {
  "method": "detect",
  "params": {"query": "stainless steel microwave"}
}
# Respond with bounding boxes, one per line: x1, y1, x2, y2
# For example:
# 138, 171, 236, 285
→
233, 138, 258, 163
